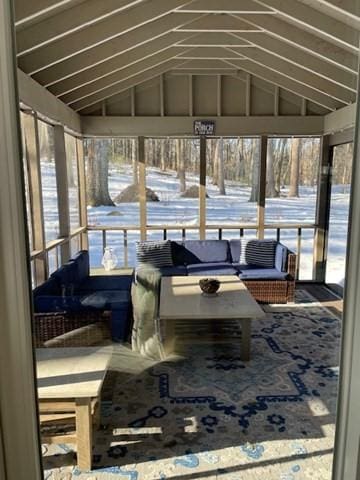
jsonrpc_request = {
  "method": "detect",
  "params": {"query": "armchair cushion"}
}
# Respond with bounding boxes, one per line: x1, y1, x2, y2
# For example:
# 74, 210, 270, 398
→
77, 274, 132, 293
275, 243, 288, 272
243, 240, 277, 268
239, 268, 288, 280
136, 240, 173, 268
70, 250, 90, 282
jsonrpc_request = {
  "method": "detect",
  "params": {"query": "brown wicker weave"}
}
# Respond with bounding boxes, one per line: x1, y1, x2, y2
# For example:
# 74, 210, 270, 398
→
33, 311, 110, 347
243, 251, 296, 304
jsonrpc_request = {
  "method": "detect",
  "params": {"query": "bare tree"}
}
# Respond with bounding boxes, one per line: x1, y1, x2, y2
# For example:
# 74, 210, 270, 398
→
266, 139, 277, 198
177, 138, 186, 193
218, 137, 226, 195
249, 139, 260, 202
288, 137, 301, 197
86, 139, 115, 207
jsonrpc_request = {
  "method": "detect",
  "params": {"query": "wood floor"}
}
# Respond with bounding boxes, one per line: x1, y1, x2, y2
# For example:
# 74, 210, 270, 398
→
299, 283, 343, 318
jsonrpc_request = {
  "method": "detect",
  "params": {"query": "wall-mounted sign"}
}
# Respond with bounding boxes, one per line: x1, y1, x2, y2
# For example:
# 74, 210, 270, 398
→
194, 120, 215, 135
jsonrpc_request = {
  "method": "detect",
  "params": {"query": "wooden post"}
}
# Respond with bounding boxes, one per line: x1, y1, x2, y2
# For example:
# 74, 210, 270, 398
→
189, 75, 193, 117
54, 125, 71, 262
160, 74, 165, 117
22, 112, 47, 283
138, 136, 147, 241
257, 136, 267, 239
76, 138, 89, 250
301, 98, 307, 116
313, 135, 331, 282
131, 87, 136, 117
217, 75, 222, 117
245, 73, 251, 117
199, 135, 206, 240
274, 86, 280, 116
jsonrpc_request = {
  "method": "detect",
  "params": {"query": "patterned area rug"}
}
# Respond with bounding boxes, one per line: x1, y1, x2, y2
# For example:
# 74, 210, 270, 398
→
42, 290, 341, 480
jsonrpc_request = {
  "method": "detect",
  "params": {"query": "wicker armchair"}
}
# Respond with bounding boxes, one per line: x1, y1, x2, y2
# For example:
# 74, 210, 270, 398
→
33, 311, 111, 348
243, 250, 296, 304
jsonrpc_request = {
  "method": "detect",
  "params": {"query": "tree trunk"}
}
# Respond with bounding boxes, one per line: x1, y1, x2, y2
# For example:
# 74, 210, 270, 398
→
86, 139, 115, 206
266, 139, 278, 198
218, 137, 226, 195
288, 137, 301, 197
132, 140, 138, 185
249, 139, 260, 202
177, 139, 186, 193
212, 139, 219, 185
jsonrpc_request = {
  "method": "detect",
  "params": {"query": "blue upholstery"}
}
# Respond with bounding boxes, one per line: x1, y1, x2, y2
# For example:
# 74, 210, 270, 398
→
239, 268, 288, 281
34, 295, 86, 313
183, 240, 229, 263
136, 265, 187, 277
77, 275, 133, 293
275, 243, 288, 272
50, 262, 79, 287
187, 262, 237, 276
231, 263, 258, 273
80, 290, 131, 309
70, 250, 90, 282
229, 239, 242, 263
33, 277, 60, 297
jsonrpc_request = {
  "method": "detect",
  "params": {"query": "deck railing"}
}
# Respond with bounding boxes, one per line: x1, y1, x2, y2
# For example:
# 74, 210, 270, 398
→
87, 223, 315, 280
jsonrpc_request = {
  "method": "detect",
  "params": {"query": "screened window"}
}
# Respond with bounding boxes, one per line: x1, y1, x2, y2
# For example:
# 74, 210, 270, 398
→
65, 133, 80, 231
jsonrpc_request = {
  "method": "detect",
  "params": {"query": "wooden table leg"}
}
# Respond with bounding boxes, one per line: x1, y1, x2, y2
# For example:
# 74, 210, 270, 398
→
240, 319, 251, 361
75, 397, 93, 471
162, 319, 176, 358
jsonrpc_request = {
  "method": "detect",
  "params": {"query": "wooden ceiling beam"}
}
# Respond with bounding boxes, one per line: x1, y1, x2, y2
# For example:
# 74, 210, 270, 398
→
296, 0, 360, 30
178, 32, 253, 47
18, 0, 199, 74
48, 32, 193, 96
227, 47, 355, 104
251, 0, 359, 52
176, 47, 246, 59
16, 0, 142, 55
15, 0, 75, 26
224, 58, 344, 111
74, 59, 188, 112
60, 47, 189, 105
173, 59, 239, 70
230, 14, 358, 73
230, 32, 357, 92
175, 14, 263, 32
31, 12, 202, 86
176, 0, 274, 14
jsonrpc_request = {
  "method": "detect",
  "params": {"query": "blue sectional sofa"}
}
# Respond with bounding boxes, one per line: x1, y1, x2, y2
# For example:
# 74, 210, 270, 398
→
33, 251, 133, 341
136, 239, 296, 303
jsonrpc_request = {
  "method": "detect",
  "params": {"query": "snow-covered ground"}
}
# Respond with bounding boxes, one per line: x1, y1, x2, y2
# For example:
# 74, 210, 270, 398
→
39, 163, 349, 285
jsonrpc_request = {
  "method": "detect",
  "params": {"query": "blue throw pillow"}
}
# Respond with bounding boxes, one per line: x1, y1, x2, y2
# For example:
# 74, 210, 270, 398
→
136, 240, 174, 268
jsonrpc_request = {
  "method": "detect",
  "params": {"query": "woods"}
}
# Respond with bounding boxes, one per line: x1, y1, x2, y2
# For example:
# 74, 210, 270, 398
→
83, 136, 347, 208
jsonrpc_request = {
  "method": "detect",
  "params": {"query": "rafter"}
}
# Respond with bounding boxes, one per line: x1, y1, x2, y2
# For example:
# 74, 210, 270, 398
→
74, 59, 188, 112
177, 32, 253, 47
176, 14, 262, 32
173, 59, 239, 70
231, 14, 358, 73
18, 0, 199, 74
224, 59, 343, 110
31, 12, 202, 86
252, 0, 359, 52
15, 0, 75, 26
177, 0, 274, 13
60, 47, 189, 105
177, 47, 245, 59
230, 32, 357, 92
296, 0, 360, 30
227, 47, 355, 104
48, 32, 193, 96
16, 0, 142, 55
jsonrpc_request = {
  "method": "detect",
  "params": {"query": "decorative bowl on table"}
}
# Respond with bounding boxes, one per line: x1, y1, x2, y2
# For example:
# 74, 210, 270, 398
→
199, 278, 220, 297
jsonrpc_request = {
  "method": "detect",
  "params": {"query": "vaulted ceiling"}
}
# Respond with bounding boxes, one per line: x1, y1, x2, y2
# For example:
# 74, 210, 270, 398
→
14, 0, 359, 116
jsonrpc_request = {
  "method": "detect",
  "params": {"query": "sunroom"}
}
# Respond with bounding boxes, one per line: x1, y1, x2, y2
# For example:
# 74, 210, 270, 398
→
1, 1, 360, 479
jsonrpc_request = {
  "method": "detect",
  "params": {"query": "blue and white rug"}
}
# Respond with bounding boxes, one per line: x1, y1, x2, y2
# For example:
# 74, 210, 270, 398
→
43, 290, 341, 480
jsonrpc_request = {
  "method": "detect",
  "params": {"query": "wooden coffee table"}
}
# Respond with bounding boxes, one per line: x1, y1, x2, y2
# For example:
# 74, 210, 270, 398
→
36, 347, 112, 470
159, 276, 265, 360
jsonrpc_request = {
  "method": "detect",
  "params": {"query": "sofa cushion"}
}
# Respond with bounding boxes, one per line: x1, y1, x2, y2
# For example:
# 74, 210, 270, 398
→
33, 277, 60, 297
76, 275, 133, 293
136, 265, 187, 277
51, 261, 79, 288
187, 262, 237, 276
136, 240, 173, 268
275, 243, 288, 272
34, 295, 86, 313
231, 263, 258, 273
80, 290, 131, 310
239, 268, 288, 280
70, 250, 90, 282
243, 240, 277, 268
229, 239, 242, 263
183, 240, 229, 264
